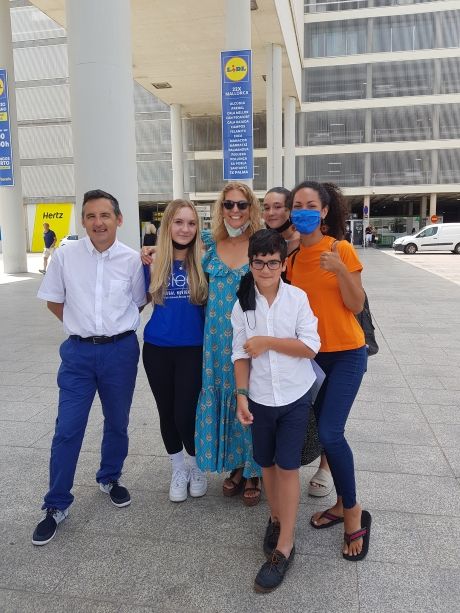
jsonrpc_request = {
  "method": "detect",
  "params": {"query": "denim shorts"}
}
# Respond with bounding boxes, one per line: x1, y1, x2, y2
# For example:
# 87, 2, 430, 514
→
249, 390, 312, 470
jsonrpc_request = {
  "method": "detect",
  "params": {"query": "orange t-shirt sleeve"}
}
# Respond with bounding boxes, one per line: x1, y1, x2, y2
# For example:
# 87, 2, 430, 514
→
337, 240, 363, 274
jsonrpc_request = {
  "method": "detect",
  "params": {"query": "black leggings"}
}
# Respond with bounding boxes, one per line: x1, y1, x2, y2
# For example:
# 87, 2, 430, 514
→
142, 343, 203, 456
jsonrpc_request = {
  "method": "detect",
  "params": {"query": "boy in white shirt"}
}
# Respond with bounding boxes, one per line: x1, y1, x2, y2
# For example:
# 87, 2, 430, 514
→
231, 229, 320, 593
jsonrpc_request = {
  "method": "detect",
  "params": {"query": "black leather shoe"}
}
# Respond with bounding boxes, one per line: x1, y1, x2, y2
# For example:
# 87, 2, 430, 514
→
263, 517, 280, 559
254, 546, 295, 593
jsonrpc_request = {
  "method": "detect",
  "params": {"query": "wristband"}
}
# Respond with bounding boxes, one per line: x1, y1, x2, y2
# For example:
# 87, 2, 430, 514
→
236, 388, 249, 397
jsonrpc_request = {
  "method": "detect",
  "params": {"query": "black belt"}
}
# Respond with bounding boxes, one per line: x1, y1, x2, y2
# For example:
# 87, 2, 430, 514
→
70, 330, 135, 345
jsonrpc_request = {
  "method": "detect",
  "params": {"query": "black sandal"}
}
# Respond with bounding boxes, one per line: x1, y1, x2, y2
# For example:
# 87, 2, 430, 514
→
222, 469, 246, 497
342, 510, 372, 561
310, 509, 344, 530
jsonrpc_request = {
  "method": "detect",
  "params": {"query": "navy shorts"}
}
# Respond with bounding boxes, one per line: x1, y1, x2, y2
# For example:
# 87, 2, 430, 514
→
249, 390, 312, 470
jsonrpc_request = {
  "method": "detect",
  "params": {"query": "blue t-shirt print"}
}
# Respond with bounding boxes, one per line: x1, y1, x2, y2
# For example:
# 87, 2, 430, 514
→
144, 260, 205, 348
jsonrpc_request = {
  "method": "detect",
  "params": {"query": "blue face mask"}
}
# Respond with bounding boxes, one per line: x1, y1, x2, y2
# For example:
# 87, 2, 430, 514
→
291, 209, 321, 235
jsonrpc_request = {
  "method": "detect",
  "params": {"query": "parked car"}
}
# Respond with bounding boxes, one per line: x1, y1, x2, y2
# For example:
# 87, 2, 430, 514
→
393, 223, 460, 254
59, 234, 79, 247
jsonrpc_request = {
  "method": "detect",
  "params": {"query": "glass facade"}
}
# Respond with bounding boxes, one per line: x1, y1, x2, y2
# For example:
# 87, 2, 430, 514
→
302, 1, 460, 203
8, 0, 460, 214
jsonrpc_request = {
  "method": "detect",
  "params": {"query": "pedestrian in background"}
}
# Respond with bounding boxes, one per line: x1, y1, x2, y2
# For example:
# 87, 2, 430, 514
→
39, 222, 56, 274
142, 223, 157, 247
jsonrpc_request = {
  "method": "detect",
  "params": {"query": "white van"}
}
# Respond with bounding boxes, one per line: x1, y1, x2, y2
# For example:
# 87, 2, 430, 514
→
393, 223, 460, 254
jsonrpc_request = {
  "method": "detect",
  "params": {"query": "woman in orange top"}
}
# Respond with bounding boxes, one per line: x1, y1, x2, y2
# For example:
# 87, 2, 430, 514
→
286, 181, 371, 561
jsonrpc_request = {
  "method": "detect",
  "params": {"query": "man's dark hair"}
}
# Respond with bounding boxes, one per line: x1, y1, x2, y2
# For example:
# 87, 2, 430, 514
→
248, 229, 287, 262
82, 189, 121, 218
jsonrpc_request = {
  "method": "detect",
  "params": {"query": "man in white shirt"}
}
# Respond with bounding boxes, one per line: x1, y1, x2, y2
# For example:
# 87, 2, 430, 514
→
231, 229, 320, 593
32, 189, 146, 546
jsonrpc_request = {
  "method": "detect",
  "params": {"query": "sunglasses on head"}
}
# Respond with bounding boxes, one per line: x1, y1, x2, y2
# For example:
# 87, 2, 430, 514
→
223, 200, 250, 211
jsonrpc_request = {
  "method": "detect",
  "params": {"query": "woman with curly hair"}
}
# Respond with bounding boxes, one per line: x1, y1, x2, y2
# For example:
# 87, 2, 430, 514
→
286, 181, 372, 561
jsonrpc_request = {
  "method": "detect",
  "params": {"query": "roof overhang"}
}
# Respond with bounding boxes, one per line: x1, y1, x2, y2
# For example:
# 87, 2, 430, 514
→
29, 0, 302, 115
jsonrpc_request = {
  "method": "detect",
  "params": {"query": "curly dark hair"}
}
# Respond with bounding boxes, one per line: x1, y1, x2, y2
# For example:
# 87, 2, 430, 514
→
290, 180, 349, 240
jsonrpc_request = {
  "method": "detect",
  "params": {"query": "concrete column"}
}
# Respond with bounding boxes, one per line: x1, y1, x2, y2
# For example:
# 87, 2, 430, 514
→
429, 193, 437, 218
225, 0, 252, 188
420, 195, 428, 222
283, 96, 296, 189
171, 104, 184, 199
297, 110, 306, 148
0, 2, 27, 273
225, 0, 251, 50
66, 0, 139, 249
266, 43, 283, 188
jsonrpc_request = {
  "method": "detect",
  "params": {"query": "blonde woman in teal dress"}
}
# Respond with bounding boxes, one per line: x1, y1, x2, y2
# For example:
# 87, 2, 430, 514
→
195, 182, 263, 505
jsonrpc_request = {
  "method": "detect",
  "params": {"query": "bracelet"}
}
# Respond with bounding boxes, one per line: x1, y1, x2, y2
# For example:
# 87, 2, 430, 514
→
236, 388, 249, 397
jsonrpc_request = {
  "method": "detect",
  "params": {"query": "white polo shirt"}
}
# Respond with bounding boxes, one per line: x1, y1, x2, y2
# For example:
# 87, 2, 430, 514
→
231, 279, 321, 407
37, 236, 146, 337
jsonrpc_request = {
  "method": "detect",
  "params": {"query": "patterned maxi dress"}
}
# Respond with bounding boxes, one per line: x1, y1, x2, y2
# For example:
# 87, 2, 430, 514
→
195, 231, 261, 479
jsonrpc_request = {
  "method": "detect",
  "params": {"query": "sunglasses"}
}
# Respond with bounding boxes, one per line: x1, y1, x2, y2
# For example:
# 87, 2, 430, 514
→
250, 259, 283, 271
223, 200, 250, 211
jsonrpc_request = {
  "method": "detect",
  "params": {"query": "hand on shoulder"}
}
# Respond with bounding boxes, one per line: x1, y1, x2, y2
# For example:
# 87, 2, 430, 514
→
141, 245, 156, 266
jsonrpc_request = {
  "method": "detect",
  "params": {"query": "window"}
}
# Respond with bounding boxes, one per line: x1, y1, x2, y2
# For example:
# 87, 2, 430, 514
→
372, 14, 434, 53
418, 227, 438, 238
306, 20, 366, 58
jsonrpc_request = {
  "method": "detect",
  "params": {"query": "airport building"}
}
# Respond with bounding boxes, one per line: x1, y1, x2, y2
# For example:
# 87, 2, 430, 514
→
1, 0, 460, 262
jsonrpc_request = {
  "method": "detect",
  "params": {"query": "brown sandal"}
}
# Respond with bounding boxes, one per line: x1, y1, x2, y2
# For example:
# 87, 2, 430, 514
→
242, 477, 262, 507
223, 469, 246, 497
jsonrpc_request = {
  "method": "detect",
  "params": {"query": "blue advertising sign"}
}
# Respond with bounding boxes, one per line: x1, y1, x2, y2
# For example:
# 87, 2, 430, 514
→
0, 69, 14, 187
221, 50, 253, 181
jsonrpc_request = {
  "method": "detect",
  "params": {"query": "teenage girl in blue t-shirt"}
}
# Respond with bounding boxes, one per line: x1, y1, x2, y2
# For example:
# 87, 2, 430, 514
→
143, 199, 208, 502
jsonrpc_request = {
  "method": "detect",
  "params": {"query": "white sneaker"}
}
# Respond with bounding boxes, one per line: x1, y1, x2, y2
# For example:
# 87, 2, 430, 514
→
189, 466, 208, 498
169, 467, 190, 502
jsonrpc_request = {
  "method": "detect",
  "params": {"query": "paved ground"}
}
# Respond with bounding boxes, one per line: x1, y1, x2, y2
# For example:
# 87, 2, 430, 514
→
0, 249, 459, 613
383, 249, 460, 286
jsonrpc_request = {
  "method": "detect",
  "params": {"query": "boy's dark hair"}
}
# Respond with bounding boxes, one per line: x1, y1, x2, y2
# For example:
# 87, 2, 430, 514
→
82, 189, 121, 218
248, 229, 287, 262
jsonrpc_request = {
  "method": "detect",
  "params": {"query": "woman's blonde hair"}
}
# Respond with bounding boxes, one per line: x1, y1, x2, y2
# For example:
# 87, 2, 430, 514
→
149, 199, 208, 305
211, 181, 262, 242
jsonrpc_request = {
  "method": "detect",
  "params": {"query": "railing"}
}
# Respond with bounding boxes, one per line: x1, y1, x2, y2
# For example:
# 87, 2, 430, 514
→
306, 130, 364, 146
304, 0, 435, 13
439, 169, 460, 182
305, 173, 364, 186
305, 88, 366, 102
439, 125, 460, 140
373, 127, 432, 142
373, 83, 431, 97
372, 170, 430, 185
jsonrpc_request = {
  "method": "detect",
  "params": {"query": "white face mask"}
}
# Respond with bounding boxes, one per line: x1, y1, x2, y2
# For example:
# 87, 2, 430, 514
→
224, 219, 250, 238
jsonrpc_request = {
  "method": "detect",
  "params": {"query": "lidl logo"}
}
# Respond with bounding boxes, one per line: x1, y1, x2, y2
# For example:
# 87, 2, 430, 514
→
0, 78, 4, 97
224, 56, 248, 82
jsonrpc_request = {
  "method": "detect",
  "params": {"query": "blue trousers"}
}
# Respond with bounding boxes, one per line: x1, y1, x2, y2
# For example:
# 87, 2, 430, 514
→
313, 346, 367, 509
43, 334, 139, 510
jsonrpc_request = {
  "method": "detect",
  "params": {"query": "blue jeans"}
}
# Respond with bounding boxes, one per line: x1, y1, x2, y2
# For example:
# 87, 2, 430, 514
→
313, 346, 367, 509
43, 334, 139, 510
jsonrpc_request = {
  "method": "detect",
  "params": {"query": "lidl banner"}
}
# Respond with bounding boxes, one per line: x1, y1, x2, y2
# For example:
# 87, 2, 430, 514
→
0, 68, 14, 187
221, 50, 253, 180
31, 204, 73, 252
